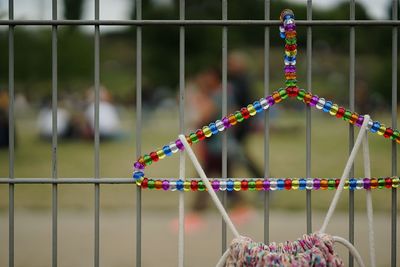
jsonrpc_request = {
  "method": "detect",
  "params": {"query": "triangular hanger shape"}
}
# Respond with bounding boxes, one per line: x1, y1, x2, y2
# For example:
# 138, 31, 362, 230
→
132, 9, 399, 185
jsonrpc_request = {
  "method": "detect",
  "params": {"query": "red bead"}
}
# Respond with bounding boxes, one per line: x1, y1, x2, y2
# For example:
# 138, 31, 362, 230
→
141, 178, 148, 189
285, 44, 297, 51
241, 107, 250, 119
284, 179, 292, 190
385, 177, 392, 188
286, 86, 299, 97
336, 107, 345, 118
241, 180, 249, 191
335, 179, 340, 189
196, 129, 205, 141
384, 128, 393, 139
150, 151, 159, 162
191, 180, 198, 191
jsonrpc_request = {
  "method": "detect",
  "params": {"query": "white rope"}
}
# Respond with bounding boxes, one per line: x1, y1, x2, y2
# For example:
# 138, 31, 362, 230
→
320, 115, 370, 233
215, 249, 231, 267
332, 235, 365, 267
178, 135, 241, 239
362, 133, 376, 267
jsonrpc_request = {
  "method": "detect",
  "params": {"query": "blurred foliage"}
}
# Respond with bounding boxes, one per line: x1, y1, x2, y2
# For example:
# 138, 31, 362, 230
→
0, 0, 398, 105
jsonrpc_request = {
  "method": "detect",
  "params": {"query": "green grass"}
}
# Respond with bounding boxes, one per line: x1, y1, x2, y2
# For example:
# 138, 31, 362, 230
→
0, 106, 399, 212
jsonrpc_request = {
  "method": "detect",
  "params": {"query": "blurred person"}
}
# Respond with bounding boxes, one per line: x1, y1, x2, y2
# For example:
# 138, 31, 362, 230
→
172, 68, 255, 233
228, 51, 263, 178
85, 86, 122, 140
0, 89, 9, 148
37, 96, 71, 140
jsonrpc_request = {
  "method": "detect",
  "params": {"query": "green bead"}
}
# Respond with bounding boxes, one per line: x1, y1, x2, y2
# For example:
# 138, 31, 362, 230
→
143, 154, 152, 166
378, 178, 385, 189
286, 38, 296, 45
235, 111, 244, 122
279, 88, 288, 99
391, 130, 399, 140
328, 179, 335, 190
297, 89, 306, 101
343, 111, 352, 121
285, 80, 297, 87
198, 181, 205, 191
248, 180, 256, 191
189, 133, 199, 143
148, 180, 155, 189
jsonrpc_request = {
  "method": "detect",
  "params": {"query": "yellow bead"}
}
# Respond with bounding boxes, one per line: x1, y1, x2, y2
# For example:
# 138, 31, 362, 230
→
329, 104, 338, 116
344, 180, 349, 190
202, 126, 212, 138
157, 149, 166, 159
377, 125, 386, 136
135, 177, 144, 186
183, 181, 190, 191
291, 178, 299, 190
234, 181, 241, 191
392, 177, 399, 188
247, 104, 257, 116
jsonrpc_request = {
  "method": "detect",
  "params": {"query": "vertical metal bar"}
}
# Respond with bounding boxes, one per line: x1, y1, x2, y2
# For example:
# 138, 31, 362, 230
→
51, 0, 58, 266
94, 0, 100, 266
178, 0, 185, 266
348, 1, 355, 266
263, 0, 270, 244
391, 1, 398, 266
221, 0, 228, 254
135, 0, 142, 266
306, 0, 312, 234
8, 0, 14, 266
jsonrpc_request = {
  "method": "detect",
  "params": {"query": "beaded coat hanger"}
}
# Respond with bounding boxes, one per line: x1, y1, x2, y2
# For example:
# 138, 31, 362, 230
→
132, 9, 400, 192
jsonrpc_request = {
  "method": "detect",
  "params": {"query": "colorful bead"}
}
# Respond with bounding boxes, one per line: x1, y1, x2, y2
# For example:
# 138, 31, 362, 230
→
196, 129, 205, 141
234, 180, 241, 191
150, 151, 159, 162
212, 180, 220, 191
272, 91, 282, 103
176, 179, 183, 191
329, 104, 338, 116
143, 154, 152, 166
247, 104, 257, 116
170, 180, 177, 191
190, 180, 198, 191
162, 180, 169, 190
183, 181, 190, 191
284, 179, 292, 190
266, 95, 275, 106
198, 180, 206, 191
222, 116, 231, 128
316, 98, 325, 110
169, 142, 179, 153
209, 123, 218, 135
297, 89, 306, 101
227, 179, 234, 191
299, 179, 306, 190
277, 179, 285, 190
263, 179, 270, 191
377, 124, 386, 136
241, 107, 250, 119
253, 101, 263, 113
215, 120, 224, 132
384, 128, 393, 139
370, 121, 380, 133
260, 98, 269, 110
349, 113, 358, 125
155, 180, 162, 190
228, 114, 237, 126
322, 101, 332, 113
175, 139, 184, 151
336, 107, 345, 118
220, 180, 227, 191
392, 177, 399, 188
234, 111, 244, 122
343, 110, 352, 122
202, 126, 212, 138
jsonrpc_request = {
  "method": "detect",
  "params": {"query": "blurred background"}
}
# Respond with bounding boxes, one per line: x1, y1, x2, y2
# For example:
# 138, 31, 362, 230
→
0, 0, 399, 266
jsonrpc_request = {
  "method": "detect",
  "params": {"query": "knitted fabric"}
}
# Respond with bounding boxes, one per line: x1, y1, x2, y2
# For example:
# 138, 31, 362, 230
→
224, 233, 344, 267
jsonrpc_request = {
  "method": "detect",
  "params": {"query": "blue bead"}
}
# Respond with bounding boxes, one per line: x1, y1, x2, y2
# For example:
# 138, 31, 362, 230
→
349, 178, 357, 190
227, 179, 234, 192
163, 145, 172, 156
253, 101, 262, 113
277, 179, 284, 190
284, 55, 296, 61
299, 179, 306, 190
280, 32, 285, 39
322, 101, 332, 113
176, 179, 184, 191
370, 121, 380, 133
133, 171, 144, 180
209, 123, 218, 135
283, 14, 293, 21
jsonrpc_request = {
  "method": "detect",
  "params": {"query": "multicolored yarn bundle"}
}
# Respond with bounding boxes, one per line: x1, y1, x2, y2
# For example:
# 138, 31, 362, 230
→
138, 177, 399, 192
132, 9, 399, 188
224, 234, 343, 267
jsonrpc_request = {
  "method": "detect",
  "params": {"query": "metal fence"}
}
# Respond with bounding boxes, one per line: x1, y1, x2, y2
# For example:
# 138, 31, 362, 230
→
0, 0, 398, 267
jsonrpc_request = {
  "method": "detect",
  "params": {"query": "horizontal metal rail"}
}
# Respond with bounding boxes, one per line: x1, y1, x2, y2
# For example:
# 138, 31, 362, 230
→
0, 19, 398, 26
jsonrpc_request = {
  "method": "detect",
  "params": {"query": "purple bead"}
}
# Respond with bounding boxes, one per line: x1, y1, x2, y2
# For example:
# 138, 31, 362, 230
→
310, 95, 319, 106
284, 65, 296, 72
355, 115, 364, 127
263, 179, 270, 191
175, 139, 184, 151
363, 178, 371, 189
211, 180, 220, 191
162, 180, 170, 190
284, 24, 296, 31
222, 116, 231, 128
313, 178, 320, 190
266, 96, 275, 106
134, 161, 144, 170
